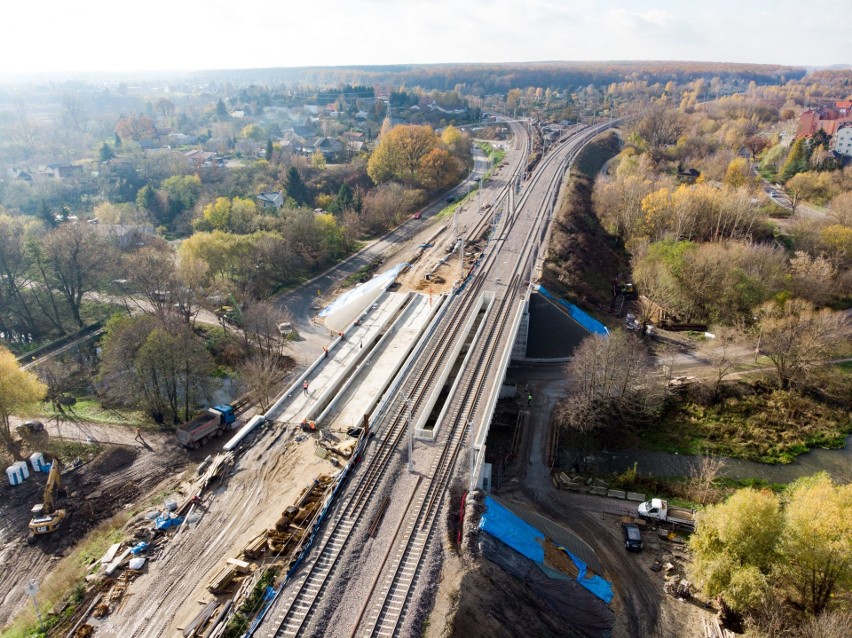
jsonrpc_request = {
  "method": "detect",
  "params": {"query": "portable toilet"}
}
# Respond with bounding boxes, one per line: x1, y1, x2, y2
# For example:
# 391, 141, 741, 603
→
6, 465, 24, 486
29, 452, 48, 474
13, 460, 30, 481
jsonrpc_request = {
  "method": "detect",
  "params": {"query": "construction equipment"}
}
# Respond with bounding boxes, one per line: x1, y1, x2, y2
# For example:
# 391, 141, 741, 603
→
27, 459, 67, 544
176, 405, 237, 449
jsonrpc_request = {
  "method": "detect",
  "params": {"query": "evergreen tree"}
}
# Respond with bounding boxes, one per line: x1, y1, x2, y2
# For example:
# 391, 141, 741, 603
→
332, 183, 354, 212
37, 200, 57, 228
265, 138, 274, 162
285, 167, 308, 205
99, 142, 115, 162
779, 138, 810, 182
114, 132, 122, 147
216, 98, 228, 117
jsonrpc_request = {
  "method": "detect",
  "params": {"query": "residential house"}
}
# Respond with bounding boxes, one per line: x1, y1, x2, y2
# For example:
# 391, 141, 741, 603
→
38, 164, 84, 179
184, 149, 218, 168
796, 101, 852, 138
256, 190, 285, 209
312, 137, 344, 162
834, 124, 852, 157
8, 168, 32, 182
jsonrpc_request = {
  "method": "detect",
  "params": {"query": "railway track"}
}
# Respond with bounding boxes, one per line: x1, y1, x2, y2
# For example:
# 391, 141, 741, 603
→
261, 119, 619, 638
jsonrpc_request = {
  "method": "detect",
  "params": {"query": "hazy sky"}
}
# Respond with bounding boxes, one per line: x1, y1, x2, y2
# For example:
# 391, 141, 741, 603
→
2, 0, 849, 75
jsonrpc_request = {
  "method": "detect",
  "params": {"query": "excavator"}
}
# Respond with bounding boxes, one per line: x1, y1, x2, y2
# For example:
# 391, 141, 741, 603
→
27, 460, 67, 544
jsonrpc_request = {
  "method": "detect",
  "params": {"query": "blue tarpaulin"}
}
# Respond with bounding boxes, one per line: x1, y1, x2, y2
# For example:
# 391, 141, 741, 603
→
479, 496, 614, 604
536, 286, 609, 336
479, 496, 545, 563
560, 546, 614, 604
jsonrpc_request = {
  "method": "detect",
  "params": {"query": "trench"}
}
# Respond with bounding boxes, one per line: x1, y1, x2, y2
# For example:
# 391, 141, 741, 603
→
422, 298, 489, 432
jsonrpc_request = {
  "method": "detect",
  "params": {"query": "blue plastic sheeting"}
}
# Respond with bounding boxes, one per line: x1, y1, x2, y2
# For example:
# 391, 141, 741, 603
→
561, 547, 614, 604
536, 286, 609, 336
479, 496, 545, 563
479, 496, 614, 604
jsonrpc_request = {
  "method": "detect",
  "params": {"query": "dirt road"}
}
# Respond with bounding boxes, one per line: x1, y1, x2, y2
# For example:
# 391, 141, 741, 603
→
495, 364, 710, 638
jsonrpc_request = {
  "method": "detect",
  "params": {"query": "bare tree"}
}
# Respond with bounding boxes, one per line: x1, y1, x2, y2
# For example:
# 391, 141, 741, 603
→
755, 299, 847, 389
689, 451, 727, 505
238, 355, 293, 412
556, 330, 664, 435
239, 301, 291, 360
700, 326, 741, 399
36, 359, 81, 413
40, 223, 117, 327
634, 105, 683, 151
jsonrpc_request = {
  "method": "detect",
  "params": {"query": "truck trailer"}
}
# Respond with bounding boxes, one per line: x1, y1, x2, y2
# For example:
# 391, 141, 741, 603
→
176, 405, 237, 449
637, 498, 696, 530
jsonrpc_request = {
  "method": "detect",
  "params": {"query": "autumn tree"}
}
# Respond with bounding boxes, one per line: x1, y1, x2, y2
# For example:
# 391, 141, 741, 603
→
634, 105, 683, 151
39, 222, 116, 328
199, 197, 258, 234
779, 474, 852, 615
115, 114, 156, 142
690, 476, 851, 624
99, 316, 213, 423
690, 489, 783, 612
367, 124, 438, 187
755, 299, 846, 389
828, 190, 852, 226
722, 157, 754, 189
0, 345, 48, 458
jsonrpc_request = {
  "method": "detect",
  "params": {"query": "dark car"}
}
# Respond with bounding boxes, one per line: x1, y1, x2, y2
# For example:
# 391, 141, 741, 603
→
446, 196, 455, 203
622, 522, 643, 552
17, 420, 46, 436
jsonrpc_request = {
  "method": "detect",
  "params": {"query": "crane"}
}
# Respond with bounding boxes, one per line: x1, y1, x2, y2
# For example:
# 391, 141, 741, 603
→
27, 460, 67, 544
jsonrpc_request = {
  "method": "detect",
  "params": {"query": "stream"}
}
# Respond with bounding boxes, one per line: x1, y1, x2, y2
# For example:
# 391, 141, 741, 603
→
586, 434, 852, 484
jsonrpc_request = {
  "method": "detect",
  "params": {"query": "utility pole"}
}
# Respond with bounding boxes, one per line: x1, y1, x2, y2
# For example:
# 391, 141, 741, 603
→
404, 396, 414, 473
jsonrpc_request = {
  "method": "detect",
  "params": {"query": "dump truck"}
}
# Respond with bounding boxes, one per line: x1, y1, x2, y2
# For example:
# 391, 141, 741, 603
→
176, 405, 236, 449
637, 498, 696, 530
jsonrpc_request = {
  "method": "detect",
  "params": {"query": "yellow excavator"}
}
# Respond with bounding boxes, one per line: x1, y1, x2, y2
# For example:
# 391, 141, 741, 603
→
27, 460, 67, 544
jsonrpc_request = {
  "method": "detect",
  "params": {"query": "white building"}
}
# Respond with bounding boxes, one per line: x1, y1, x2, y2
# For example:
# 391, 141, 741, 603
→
834, 125, 852, 157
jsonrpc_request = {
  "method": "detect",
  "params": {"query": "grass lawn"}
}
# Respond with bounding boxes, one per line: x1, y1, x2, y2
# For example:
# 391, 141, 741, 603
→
643, 389, 852, 464
32, 399, 146, 428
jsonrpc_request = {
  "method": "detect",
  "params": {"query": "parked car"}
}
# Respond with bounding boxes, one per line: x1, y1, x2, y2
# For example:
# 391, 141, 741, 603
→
17, 420, 46, 437
411, 211, 422, 220
446, 196, 455, 203
621, 522, 643, 552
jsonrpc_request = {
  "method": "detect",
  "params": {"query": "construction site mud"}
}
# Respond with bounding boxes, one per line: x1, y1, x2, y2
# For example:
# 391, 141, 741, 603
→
0, 439, 191, 628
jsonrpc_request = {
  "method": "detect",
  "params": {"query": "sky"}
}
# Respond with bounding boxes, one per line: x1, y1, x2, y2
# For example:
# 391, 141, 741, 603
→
1, 0, 849, 76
